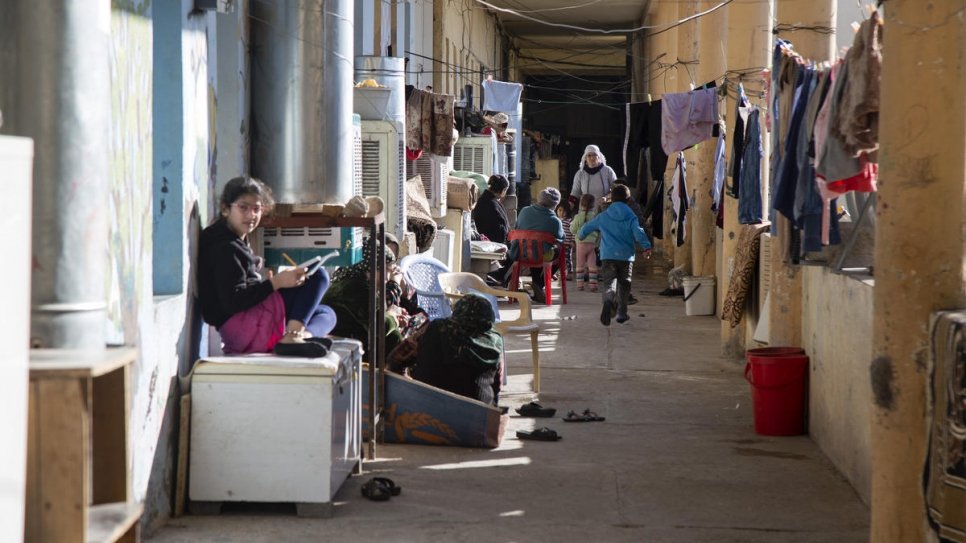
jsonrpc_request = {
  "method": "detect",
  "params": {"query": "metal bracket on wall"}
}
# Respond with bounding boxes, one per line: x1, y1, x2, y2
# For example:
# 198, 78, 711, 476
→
833, 192, 876, 274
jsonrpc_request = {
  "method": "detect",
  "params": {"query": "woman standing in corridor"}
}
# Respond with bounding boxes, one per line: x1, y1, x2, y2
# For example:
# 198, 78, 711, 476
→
571, 144, 617, 204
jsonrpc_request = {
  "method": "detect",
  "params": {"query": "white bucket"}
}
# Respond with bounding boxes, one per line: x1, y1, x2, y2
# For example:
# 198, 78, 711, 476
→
683, 276, 716, 316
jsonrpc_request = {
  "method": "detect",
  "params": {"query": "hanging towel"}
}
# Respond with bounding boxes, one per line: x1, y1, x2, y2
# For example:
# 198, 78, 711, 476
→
429, 92, 455, 157
661, 87, 719, 155
482, 79, 523, 113
407, 89, 455, 157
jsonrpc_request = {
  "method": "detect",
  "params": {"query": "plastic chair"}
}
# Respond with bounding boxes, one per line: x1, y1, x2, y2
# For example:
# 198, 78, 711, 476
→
437, 272, 543, 393
398, 254, 452, 320
507, 229, 567, 305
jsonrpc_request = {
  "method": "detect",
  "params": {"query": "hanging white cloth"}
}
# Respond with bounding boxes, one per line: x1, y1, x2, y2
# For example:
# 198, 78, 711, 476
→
482, 79, 523, 113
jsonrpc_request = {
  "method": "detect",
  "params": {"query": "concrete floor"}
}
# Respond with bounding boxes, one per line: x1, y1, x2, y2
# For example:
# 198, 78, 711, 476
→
148, 264, 870, 543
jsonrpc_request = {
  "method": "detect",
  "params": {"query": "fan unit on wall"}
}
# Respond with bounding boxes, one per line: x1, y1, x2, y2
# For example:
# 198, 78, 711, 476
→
452, 135, 494, 177
361, 120, 406, 241
352, 115, 363, 196
406, 153, 449, 218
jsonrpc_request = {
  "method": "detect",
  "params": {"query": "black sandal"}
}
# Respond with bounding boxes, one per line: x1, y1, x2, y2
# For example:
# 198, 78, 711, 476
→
370, 477, 401, 496
361, 478, 396, 501
516, 427, 562, 441
515, 401, 556, 417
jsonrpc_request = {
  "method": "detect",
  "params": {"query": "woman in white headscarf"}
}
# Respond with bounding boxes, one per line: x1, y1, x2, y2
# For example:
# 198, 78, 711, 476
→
571, 144, 618, 202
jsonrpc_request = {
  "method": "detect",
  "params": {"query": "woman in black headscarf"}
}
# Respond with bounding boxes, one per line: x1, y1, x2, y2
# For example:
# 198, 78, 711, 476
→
411, 294, 504, 405
322, 238, 405, 354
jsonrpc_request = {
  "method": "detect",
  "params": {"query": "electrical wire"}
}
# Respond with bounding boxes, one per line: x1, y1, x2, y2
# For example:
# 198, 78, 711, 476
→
473, 0, 734, 35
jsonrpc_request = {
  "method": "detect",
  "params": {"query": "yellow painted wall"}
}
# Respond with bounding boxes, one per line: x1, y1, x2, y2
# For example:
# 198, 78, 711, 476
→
802, 267, 873, 505
438, 0, 503, 100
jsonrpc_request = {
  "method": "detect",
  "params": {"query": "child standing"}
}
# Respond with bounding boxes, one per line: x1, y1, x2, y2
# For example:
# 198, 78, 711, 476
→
569, 193, 599, 291
556, 200, 576, 278
578, 184, 652, 326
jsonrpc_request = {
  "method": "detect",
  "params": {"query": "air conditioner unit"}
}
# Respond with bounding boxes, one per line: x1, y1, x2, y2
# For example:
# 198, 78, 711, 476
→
430, 229, 455, 270
406, 153, 449, 218
361, 120, 406, 241
352, 114, 363, 196
452, 135, 494, 177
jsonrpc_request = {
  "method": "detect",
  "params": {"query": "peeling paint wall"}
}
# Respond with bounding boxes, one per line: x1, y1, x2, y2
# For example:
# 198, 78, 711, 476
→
802, 266, 873, 504
109, 0, 212, 534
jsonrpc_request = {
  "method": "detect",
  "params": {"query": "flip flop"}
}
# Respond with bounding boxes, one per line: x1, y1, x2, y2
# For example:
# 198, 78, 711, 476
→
515, 401, 556, 418
361, 477, 400, 501
369, 477, 402, 496
361, 478, 393, 501
516, 427, 562, 441
562, 409, 606, 422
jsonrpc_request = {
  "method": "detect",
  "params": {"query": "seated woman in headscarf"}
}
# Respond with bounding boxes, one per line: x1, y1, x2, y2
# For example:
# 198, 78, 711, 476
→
322, 238, 405, 355
410, 294, 503, 406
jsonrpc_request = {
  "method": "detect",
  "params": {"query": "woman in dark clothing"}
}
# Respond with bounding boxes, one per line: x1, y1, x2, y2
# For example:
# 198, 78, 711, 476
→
322, 238, 405, 355
472, 175, 511, 244
411, 294, 504, 405
197, 176, 335, 357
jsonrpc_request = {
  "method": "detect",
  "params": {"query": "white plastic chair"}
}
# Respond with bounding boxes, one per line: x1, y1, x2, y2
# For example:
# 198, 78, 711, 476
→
437, 272, 543, 393
398, 254, 452, 320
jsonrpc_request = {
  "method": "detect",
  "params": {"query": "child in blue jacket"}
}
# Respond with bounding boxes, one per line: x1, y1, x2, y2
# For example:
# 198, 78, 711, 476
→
578, 184, 652, 325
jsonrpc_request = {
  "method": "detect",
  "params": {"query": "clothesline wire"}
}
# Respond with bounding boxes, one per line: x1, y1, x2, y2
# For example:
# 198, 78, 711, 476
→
772, 23, 836, 35
472, 0, 735, 36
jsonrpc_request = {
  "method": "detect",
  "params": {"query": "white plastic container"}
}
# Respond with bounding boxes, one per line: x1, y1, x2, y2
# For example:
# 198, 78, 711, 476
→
683, 276, 716, 316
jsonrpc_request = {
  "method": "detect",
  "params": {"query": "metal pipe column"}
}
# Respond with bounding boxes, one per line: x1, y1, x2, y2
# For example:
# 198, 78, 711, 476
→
251, 0, 355, 204
0, 1, 110, 349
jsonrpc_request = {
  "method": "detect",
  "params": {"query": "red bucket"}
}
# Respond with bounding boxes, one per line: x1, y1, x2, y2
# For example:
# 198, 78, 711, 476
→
744, 348, 809, 436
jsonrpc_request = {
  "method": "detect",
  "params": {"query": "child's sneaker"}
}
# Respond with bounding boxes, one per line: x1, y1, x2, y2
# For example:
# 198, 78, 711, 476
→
600, 295, 616, 326
589, 285, 598, 292
577, 281, 585, 291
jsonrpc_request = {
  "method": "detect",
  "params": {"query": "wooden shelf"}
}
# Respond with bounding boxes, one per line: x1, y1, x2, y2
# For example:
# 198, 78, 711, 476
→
87, 502, 143, 543
26, 348, 139, 543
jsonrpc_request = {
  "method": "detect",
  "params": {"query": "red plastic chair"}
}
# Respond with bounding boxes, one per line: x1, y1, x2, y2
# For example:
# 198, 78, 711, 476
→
507, 229, 567, 305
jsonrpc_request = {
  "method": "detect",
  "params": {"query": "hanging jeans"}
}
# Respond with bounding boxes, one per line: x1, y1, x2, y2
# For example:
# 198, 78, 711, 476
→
738, 109, 763, 224
773, 68, 816, 223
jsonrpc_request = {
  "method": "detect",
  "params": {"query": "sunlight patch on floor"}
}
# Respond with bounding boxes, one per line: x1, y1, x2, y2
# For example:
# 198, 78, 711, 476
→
498, 510, 526, 517
419, 457, 532, 470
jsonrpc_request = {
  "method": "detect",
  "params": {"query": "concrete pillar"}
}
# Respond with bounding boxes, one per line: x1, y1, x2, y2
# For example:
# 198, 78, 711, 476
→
690, 0, 726, 278
671, 0, 699, 274
651, 0, 678, 262
766, 0, 835, 348
873, 3, 965, 540
720, 0, 772, 356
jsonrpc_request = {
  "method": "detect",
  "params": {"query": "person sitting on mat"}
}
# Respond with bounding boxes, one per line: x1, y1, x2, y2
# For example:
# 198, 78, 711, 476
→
197, 176, 335, 357
322, 238, 406, 355
410, 294, 503, 406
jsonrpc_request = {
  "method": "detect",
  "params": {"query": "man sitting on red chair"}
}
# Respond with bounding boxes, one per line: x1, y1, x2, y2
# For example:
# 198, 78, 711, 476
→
507, 187, 565, 303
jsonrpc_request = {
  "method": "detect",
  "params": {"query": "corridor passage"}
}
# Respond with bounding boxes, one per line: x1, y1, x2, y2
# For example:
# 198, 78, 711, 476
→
149, 263, 869, 543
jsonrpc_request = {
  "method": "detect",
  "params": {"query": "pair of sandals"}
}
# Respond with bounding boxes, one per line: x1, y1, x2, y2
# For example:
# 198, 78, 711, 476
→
562, 409, 605, 422
273, 333, 332, 358
360, 477, 402, 502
